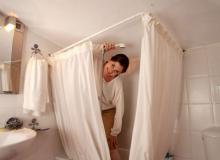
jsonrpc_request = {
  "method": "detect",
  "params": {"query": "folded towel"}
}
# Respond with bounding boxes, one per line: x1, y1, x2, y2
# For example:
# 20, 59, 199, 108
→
23, 54, 48, 116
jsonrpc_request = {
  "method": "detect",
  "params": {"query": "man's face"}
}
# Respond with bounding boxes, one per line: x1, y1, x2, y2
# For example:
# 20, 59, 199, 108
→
103, 60, 123, 82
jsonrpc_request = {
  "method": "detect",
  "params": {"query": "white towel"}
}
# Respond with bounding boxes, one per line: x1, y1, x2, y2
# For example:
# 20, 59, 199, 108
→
23, 54, 48, 116
0, 63, 12, 92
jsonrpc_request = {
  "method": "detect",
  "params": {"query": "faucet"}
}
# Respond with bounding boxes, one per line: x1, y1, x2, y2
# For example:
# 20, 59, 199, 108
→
28, 118, 50, 131
28, 118, 39, 130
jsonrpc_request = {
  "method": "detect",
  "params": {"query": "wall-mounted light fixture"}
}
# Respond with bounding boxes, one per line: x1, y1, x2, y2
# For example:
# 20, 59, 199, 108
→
4, 16, 16, 32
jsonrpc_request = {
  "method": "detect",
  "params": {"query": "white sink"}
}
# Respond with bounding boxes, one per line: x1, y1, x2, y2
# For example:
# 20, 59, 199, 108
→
0, 127, 37, 160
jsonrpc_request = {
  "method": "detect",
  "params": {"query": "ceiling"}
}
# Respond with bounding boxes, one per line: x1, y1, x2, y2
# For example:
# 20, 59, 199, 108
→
0, 0, 220, 50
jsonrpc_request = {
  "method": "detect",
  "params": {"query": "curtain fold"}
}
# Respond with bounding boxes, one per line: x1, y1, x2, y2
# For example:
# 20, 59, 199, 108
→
129, 14, 183, 160
49, 41, 110, 160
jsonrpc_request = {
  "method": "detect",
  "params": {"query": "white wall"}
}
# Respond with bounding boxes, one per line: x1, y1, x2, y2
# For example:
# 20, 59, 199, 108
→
0, 29, 66, 160
172, 42, 220, 160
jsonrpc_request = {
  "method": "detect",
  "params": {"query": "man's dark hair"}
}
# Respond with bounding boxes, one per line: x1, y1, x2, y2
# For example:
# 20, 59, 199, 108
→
111, 54, 129, 73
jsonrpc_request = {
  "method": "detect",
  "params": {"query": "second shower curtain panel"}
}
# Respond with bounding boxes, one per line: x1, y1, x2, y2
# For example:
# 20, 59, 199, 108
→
129, 14, 183, 160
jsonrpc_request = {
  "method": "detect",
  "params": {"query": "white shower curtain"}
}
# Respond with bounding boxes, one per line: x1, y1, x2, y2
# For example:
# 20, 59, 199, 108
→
49, 42, 110, 160
129, 14, 183, 160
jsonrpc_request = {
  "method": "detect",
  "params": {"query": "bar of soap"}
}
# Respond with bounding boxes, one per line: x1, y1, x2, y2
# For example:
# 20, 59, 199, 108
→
0, 128, 9, 132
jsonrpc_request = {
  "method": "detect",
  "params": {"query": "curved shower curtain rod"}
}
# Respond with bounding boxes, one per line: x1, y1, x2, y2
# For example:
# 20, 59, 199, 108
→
50, 12, 146, 56
50, 12, 183, 56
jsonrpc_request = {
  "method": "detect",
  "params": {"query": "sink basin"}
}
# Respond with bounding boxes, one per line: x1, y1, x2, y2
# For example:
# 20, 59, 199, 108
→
0, 127, 37, 160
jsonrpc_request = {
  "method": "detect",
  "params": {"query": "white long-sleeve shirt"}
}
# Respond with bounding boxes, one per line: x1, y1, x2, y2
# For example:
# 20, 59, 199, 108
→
93, 43, 124, 136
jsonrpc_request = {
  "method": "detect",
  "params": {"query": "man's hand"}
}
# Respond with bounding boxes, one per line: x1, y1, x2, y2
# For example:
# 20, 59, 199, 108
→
108, 135, 118, 150
103, 43, 115, 52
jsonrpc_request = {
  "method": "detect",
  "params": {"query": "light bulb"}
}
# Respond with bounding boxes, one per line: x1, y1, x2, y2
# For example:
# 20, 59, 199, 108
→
4, 16, 16, 32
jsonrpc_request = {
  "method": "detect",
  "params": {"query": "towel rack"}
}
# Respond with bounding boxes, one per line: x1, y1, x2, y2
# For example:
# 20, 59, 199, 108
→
31, 44, 43, 56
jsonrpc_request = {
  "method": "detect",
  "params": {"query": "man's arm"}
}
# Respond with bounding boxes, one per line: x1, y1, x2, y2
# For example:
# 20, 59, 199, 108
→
109, 80, 125, 149
93, 43, 115, 56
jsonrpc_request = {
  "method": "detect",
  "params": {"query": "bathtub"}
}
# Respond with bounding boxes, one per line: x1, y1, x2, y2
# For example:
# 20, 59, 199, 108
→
0, 128, 37, 160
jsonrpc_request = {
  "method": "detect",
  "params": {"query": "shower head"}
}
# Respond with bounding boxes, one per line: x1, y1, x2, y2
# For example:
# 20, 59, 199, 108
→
115, 43, 126, 48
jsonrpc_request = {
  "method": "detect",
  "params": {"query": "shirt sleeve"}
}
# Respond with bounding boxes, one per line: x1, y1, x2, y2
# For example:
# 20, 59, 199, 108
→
110, 79, 124, 136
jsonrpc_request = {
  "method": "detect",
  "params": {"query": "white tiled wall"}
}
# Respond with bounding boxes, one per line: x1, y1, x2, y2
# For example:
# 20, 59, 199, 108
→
0, 29, 66, 160
172, 42, 220, 160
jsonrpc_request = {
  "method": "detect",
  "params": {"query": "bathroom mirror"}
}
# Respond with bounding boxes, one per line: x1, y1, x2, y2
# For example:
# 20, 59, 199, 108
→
0, 14, 25, 94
